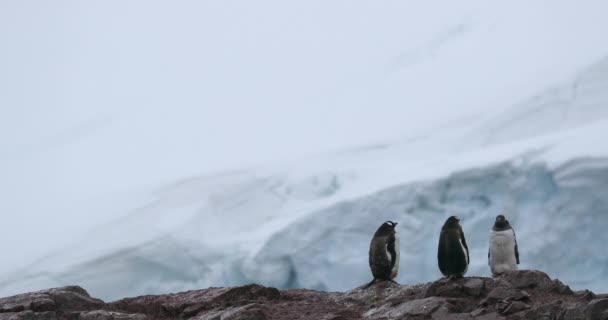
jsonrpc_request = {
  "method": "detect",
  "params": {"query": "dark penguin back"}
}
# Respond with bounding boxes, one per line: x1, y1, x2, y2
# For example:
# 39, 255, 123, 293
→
369, 223, 397, 280
438, 230, 468, 276
438, 217, 469, 277
369, 236, 396, 280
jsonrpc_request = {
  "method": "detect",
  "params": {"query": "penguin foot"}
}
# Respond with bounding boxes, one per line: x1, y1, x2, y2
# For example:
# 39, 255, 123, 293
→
363, 278, 399, 289
363, 279, 378, 289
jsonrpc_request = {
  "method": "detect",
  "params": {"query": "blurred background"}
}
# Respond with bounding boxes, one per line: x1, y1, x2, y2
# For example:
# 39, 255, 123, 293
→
1, 0, 608, 301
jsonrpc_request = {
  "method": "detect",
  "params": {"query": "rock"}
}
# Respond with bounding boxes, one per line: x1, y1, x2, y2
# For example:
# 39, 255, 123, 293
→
474, 312, 505, 320
586, 299, 608, 320
0, 311, 56, 320
423, 277, 486, 298
575, 290, 596, 302
470, 308, 486, 317
78, 310, 148, 320
433, 310, 473, 320
561, 302, 587, 320
523, 300, 566, 320
365, 296, 446, 318
396, 297, 446, 316
0, 286, 103, 314
463, 278, 485, 297
500, 301, 530, 315
479, 286, 529, 307
550, 279, 574, 295
432, 303, 473, 320
111, 284, 279, 319
192, 304, 268, 320
501, 270, 552, 290
0, 270, 604, 320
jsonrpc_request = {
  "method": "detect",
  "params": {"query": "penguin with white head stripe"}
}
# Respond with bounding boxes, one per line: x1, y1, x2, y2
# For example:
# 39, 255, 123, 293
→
437, 216, 469, 279
365, 221, 399, 288
488, 214, 520, 276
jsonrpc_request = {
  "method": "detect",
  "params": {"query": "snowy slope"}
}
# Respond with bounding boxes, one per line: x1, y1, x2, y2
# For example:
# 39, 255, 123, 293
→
3, 1, 608, 268
2, 53, 608, 300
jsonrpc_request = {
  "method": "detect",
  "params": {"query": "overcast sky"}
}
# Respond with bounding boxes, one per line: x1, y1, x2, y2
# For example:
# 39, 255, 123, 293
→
1, 0, 608, 274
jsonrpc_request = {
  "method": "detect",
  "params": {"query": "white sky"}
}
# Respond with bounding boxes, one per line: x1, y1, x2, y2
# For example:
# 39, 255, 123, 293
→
1, 0, 608, 274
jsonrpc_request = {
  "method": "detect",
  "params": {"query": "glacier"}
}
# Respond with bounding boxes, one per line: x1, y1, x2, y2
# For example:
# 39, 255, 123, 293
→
245, 158, 608, 292
2, 53, 608, 301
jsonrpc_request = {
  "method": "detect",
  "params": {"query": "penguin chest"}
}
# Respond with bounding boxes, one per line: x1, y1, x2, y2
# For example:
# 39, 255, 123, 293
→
489, 230, 517, 273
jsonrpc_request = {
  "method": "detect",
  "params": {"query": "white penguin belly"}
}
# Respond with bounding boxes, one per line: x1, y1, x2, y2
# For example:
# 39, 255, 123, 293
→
390, 234, 400, 279
459, 237, 469, 275
489, 230, 518, 275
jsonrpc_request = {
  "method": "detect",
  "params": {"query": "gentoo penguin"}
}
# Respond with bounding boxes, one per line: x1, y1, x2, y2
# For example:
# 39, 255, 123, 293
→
488, 214, 519, 276
365, 221, 399, 288
438, 216, 469, 279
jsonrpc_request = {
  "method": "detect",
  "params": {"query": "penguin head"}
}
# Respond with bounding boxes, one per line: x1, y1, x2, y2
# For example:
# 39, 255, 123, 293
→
374, 221, 398, 237
442, 216, 461, 230
493, 214, 511, 230
384, 221, 398, 228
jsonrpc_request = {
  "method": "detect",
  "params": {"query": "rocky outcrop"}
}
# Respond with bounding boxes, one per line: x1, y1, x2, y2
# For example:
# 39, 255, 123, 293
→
1, 271, 606, 319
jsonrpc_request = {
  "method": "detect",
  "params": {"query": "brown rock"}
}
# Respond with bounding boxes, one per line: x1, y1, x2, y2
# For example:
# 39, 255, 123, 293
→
0, 270, 604, 320
522, 301, 565, 320
0, 311, 56, 320
46, 287, 104, 312
463, 278, 485, 297
561, 302, 586, 320
501, 270, 552, 290
474, 311, 505, 320
111, 284, 278, 319
575, 290, 596, 302
0, 286, 103, 315
500, 301, 530, 315
193, 304, 268, 320
470, 308, 486, 317
550, 279, 574, 295
423, 278, 477, 298
365, 296, 447, 319
0, 313, 17, 320
586, 299, 608, 320
479, 286, 528, 306
78, 310, 148, 320
432, 302, 473, 320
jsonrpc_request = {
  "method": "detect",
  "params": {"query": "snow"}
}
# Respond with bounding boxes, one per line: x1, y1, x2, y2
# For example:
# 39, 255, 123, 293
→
1, 0, 608, 301
2, 50, 608, 300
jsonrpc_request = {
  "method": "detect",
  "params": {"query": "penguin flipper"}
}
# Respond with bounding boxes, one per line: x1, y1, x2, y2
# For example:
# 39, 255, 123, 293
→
488, 248, 491, 266
513, 229, 520, 264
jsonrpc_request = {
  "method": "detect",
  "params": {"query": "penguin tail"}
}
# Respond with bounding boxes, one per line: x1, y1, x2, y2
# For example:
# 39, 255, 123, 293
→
362, 278, 378, 289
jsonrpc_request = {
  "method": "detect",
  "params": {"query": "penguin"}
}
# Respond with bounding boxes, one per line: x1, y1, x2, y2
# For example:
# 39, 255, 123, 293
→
488, 214, 519, 276
365, 221, 399, 288
437, 216, 469, 279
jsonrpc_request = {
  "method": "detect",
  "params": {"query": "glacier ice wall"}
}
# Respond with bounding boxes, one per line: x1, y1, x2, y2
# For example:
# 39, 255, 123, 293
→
242, 158, 608, 293
7, 157, 604, 301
